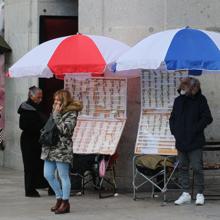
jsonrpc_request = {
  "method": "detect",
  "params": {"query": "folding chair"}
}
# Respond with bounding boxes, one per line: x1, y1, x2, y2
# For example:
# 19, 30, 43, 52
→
70, 154, 97, 195
97, 154, 118, 198
70, 152, 118, 198
132, 154, 180, 202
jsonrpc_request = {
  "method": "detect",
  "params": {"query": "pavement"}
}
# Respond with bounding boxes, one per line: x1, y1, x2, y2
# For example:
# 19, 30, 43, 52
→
0, 167, 220, 220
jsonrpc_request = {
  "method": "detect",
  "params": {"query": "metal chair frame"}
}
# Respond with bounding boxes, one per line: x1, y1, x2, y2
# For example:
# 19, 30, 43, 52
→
133, 154, 180, 202
71, 155, 117, 199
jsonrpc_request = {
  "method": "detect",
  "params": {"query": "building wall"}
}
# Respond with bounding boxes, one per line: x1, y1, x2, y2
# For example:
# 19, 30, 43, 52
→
3, 0, 220, 191
3, 0, 77, 169
79, 0, 220, 191
38, 0, 77, 16
4, 0, 39, 169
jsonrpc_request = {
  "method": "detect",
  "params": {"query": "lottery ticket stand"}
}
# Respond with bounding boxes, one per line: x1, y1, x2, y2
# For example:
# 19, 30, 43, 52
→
65, 75, 127, 198
133, 70, 186, 202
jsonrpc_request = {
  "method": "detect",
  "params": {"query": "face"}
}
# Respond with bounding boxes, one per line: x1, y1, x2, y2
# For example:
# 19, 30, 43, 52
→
54, 96, 62, 107
179, 78, 190, 95
32, 91, 43, 104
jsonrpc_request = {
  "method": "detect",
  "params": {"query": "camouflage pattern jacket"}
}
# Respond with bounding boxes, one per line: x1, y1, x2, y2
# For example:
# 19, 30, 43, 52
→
41, 102, 82, 164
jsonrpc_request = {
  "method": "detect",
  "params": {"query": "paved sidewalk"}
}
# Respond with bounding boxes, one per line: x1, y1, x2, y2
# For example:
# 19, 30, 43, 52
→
0, 167, 220, 220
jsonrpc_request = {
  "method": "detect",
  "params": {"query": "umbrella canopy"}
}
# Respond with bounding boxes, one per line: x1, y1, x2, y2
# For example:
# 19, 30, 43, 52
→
116, 27, 220, 74
9, 34, 129, 78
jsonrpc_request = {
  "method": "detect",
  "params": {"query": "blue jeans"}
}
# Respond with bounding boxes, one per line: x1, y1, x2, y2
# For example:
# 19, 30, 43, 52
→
44, 160, 71, 200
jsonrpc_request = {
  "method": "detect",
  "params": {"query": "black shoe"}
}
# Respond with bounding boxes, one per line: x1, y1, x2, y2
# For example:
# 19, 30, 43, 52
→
25, 190, 40, 197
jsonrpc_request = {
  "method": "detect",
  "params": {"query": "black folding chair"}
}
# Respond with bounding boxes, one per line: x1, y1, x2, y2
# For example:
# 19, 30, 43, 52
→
70, 153, 118, 198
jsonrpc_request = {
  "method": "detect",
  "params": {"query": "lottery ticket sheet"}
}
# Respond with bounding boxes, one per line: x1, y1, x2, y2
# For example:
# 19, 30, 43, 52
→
65, 75, 127, 155
135, 70, 187, 155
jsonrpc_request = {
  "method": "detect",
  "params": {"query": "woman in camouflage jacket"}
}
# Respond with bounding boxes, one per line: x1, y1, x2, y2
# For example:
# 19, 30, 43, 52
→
41, 89, 82, 214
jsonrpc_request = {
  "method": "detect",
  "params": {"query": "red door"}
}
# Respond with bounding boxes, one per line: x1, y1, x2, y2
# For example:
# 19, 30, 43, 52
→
39, 16, 78, 116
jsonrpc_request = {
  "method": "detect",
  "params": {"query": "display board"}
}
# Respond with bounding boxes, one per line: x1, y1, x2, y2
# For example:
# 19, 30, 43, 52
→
141, 70, 179, 109
135, 70, 187, 155
65, 75, 127, 155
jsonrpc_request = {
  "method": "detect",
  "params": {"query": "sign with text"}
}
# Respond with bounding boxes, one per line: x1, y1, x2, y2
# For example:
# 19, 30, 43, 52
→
135, 70, 187, 155
65, 75, 127, 155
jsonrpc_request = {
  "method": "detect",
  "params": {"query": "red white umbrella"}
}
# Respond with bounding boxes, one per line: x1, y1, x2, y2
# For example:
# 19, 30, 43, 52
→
8, 34, 129, 79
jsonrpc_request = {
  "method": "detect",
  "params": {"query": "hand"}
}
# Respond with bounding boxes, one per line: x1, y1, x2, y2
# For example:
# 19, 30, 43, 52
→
53, 103, 63, 113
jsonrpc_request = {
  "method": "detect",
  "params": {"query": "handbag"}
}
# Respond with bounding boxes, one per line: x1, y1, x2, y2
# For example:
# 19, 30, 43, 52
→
99, 158, 109, 177
39, 115, 59, 146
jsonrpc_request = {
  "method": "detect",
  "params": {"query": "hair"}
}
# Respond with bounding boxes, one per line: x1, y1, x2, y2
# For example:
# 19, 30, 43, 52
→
53, 89, 73, 108
54, 90, 83, 113
190, 77, 201, 95
28, 86, 42, 98
178, 77, 201, 95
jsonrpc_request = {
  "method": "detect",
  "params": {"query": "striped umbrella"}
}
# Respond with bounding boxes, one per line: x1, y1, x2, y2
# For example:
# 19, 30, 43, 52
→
9, 34, 129, 79
116, 27, 220, 75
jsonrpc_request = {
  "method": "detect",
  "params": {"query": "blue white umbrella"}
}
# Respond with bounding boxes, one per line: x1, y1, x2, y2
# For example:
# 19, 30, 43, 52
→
116, 27, 220, 74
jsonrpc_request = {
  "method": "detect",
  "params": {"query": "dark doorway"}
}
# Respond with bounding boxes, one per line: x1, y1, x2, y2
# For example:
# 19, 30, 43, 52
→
39, 16, 78, 116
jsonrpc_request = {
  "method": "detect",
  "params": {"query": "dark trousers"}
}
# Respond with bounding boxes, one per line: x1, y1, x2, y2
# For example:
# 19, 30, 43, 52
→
21, 146, 42, 194
20, 133, 48, 195
178, 148, 204, 194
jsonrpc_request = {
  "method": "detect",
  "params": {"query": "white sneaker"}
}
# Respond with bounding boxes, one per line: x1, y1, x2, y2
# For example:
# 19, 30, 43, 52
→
174, 192, 191, 205
195, 193, 205, 205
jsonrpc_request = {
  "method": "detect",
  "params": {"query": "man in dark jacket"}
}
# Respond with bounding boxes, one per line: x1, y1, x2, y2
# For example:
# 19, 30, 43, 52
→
169, 77, 213, 206
18, 86, 50, 197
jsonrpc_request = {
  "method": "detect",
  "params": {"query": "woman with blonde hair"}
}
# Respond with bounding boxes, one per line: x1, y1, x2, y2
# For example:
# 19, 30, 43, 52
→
41, 89, 82, 214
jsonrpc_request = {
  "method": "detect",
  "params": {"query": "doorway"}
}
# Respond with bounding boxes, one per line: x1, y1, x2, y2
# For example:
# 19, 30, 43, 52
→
39, 15, 78, 116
